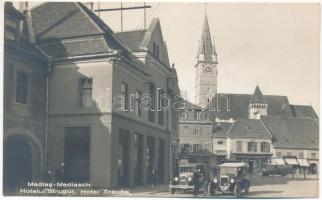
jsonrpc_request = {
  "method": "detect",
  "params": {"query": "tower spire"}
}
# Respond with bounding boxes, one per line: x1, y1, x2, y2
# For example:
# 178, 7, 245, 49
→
197, 5, 217, 62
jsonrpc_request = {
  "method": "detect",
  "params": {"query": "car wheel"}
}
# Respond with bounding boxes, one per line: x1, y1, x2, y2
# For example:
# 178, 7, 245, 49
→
170, 188, 176, 194
234, 184, 241, 198
245, 186, 249, 194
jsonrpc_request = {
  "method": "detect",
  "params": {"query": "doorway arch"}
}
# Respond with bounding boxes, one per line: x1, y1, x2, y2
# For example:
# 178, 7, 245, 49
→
3, 131, 43, 194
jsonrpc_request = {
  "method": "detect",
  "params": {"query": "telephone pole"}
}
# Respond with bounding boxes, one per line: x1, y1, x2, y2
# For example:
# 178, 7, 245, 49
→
94, 2, 151, 31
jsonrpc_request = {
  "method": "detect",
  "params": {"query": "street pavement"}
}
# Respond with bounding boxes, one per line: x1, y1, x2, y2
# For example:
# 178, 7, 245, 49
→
130, 175, 319, 198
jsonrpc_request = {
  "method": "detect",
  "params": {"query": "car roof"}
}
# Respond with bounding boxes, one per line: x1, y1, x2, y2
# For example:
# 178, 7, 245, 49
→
219, 162, 248, 167
179, 163, 205, 167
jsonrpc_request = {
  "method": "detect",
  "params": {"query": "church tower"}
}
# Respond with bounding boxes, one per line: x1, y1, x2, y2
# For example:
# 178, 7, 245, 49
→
248, 86, 268, 119
195, 12, 218, 108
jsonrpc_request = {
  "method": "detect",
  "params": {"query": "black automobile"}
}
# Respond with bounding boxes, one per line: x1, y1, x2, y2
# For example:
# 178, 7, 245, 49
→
169, 163, 206, 194
207, 162, 250, 197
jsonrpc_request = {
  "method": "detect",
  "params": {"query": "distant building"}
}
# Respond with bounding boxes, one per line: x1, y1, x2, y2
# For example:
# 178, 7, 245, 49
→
213, 118, 273, 173
180, 9, 319, 175
178, 101, 214, 172
212, 86, 319, 173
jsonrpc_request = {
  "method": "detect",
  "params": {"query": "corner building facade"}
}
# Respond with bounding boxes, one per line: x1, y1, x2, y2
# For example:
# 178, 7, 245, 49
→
28, 2, 180, 188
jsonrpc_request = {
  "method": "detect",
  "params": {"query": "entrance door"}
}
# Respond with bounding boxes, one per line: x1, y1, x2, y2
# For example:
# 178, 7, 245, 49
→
64, 127, 90, 182
248, 160, 254, 174
146, 136, 155, 184
3, 136, 33, 194
134, 133, 143, 186
118, 129, 130, 187
157, 139, 165, 183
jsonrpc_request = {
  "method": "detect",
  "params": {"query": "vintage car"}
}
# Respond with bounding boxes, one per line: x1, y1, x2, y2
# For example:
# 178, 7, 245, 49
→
169, 163, 206, 194
207, 162, 250, 197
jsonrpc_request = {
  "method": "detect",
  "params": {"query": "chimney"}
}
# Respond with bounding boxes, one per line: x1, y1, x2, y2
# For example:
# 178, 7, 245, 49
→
19, 2, 29, 13
85, 2, 94, 11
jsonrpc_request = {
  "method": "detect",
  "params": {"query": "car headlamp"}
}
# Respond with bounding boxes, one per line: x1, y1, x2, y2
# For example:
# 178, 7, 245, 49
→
174, 177, 179, 182
213, 177, 218, 183
188, 177, 192, 182
230, 178, 235, 183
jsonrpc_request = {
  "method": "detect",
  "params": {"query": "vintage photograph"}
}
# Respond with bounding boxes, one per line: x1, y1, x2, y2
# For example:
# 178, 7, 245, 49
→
2, 1, 320, 198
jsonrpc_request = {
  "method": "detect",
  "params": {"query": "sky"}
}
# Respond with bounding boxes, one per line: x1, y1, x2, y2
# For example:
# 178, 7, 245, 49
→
15, 2, 320, 115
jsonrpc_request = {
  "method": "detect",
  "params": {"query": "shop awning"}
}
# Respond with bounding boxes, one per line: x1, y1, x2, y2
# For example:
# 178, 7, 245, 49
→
271, 158, 285, 165
284, 158, 299, 165
297, 159, 309, 167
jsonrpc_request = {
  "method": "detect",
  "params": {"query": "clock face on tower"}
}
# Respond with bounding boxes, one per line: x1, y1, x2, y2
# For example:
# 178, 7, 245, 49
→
203, 65, 213, 74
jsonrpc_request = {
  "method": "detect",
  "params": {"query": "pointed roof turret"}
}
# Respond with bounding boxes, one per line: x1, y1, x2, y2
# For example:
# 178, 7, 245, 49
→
249, 86, 267, 104
197, 12, 216, 62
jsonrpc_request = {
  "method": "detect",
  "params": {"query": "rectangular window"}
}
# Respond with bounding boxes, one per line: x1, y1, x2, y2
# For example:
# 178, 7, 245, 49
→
148, 84, 156, 122
135, 90, 141, 117
247, 142, 257, 152
16, 70, 29, 104
311, 153, 316, 159
194, 111, 202, 120
261, 142, 270, 153
236, 141, 242, 152
181, 144, 191, 153
80, 78, 93, 108
5, 17, 18, 41
276, 152, 282, 158
194, 127, 201, 135
217, 141, 223, 145
286, 152, 292, 156
121, 82, 128, 110
193, 144, 202, 153
181, 112, 188, 120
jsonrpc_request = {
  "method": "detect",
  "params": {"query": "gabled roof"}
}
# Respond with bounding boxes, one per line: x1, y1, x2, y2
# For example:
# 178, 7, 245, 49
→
209, 93, 294, 120
262, 116, 319, 149
115, 18, 171, 68
31, 2, 103, 41
249, 86, 267, 104
30, 2, 126, 59
116, 30, 147, 52
290, 105, 319, 119
227, 119, 272, 139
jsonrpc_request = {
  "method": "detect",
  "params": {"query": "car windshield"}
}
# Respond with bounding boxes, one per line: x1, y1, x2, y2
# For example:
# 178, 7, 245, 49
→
220, 167, 239, 175
180, 167, 194, 173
